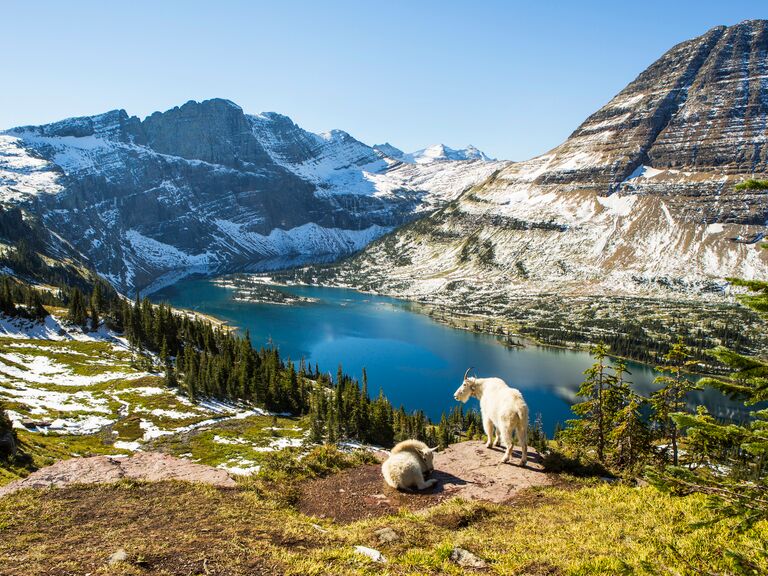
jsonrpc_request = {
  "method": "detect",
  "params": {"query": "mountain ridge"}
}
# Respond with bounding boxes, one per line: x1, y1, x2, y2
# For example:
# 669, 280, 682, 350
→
0, 99, 501, 293
305, 20, 768, 310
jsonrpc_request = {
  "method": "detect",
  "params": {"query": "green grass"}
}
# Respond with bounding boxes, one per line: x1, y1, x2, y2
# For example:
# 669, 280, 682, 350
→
0, 474, 765, 575
0, 338, 134, 377
150, 414, 308, 471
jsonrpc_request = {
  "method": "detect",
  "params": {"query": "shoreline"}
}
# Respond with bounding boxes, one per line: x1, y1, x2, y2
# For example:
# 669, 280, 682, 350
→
155, 271, 724, 379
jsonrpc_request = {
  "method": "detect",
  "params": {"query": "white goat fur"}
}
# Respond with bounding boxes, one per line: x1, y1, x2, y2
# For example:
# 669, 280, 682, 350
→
454, 376, 529, 465
382, 440, 437, 490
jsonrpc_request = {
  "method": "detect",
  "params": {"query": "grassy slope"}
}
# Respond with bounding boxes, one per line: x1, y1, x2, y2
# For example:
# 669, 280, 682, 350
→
1, 319, 765, 574
0, 476, 765, 576
0, 331, 315, 485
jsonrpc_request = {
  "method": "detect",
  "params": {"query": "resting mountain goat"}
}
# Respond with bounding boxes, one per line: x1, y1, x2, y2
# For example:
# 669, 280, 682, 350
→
454, 368, 529, 466
381, 439, 438, 491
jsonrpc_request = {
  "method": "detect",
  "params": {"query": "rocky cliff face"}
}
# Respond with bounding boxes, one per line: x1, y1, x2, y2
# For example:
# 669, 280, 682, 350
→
324, 20, 768, 307
0, 99, 499, 293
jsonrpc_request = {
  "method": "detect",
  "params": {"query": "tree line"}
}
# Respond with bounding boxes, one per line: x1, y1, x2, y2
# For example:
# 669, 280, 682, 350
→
0, 267, 481, 451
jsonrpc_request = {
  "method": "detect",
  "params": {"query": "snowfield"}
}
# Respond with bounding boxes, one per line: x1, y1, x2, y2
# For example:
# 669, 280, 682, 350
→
0, 313, 314, 476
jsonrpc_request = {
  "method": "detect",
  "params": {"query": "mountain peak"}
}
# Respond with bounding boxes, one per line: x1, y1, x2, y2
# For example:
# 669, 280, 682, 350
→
403, 144, 494, 164
372, 142, 403, 157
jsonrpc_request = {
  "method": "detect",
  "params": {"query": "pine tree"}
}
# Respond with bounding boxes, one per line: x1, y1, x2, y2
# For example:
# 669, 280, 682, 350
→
370, 390, 394, 447
651, 337, 697, 465
67, 288, 88, 327
609, 390, 650, 471
437, 413, 454, 449
0, 406, 15, 459
566, 342, 612, 463
308, 382, 327, 443
26, 289, 47, 320
90, 282, 102, 331
0, 277, 14, 315
646, 278, 768, 526
648, 346, 768, 526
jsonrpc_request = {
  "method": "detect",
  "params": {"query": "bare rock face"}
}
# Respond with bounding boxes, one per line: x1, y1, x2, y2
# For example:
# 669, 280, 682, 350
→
0, 452, 236, 497
142, 99, 274, 168
329, 20, 768, 303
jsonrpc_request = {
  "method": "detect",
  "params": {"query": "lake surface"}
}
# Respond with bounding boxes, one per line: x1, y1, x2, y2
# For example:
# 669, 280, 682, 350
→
153, 276, 731, 435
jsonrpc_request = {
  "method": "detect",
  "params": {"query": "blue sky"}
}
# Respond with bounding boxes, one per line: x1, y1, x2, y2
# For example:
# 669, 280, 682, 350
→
1, 1, 765, 160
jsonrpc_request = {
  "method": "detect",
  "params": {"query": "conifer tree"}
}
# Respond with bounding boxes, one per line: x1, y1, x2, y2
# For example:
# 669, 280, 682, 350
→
26, 289, 47, 320
0, 402, 16, 459
646, 278, 768, 525
566, 342, 612, 463
437, 413, 455, 449
651, 337, 697, 465
67, 288, 88, 327
648, 345, 768, 526
89, 283, 102, 331
0, 277, 14, 315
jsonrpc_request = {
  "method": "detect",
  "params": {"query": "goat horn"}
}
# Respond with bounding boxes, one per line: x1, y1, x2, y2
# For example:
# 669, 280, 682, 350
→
463, 367, 473, 381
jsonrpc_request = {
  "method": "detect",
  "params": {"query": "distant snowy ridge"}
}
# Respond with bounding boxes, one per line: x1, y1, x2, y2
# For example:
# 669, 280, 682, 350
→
402, 144, 494, 164
0, 98, 504, 293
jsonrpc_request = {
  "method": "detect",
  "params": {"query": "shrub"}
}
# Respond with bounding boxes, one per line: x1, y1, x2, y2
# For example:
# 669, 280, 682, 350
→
734, 179, 768, 191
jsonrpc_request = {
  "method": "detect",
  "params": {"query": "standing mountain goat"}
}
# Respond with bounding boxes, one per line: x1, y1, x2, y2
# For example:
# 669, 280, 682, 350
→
381, 439, 438, 491
454, 368, 529, 466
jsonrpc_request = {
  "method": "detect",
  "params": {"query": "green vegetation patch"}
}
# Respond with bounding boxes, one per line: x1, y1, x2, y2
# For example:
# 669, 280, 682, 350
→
734, 178, 768, 190
150, 414, 308, 471
0, 338, 134, 377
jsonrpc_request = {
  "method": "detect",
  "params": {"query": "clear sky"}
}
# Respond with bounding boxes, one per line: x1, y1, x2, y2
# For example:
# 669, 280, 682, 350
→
1, 1, 765, 160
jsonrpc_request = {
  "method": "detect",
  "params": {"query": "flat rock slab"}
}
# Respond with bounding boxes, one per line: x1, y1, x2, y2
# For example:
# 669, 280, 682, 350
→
433, 440, 549, 503
0, 452, 236, 497
298, 441, 551, 522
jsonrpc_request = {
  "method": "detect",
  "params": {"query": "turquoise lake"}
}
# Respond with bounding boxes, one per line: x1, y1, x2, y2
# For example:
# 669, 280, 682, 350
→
153, 276, 729, 435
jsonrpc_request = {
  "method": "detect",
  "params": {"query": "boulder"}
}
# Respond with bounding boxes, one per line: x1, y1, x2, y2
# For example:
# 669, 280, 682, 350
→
450, 547, 487, 569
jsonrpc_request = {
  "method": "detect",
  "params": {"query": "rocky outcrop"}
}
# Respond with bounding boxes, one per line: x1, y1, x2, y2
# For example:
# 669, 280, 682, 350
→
0, 452, 237, 496
143, 99, 274, 168
297, 441, 549, 522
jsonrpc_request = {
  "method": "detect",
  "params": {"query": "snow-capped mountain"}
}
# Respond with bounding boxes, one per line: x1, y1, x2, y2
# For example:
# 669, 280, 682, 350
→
322, 20, 768, 308
403, 144, 494, 164
372, 142, 494, 164
0, 99, 502, 293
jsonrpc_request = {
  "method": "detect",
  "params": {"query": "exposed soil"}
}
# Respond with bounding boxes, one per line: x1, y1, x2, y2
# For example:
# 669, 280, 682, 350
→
0, 452, 236, 496
0, 482, 283, 576
298, 440, 552, 522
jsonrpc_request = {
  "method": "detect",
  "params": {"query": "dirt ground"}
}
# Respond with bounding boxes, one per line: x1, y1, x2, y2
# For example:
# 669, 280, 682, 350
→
298, 440, 552, 522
